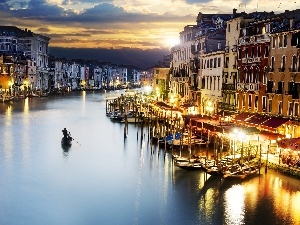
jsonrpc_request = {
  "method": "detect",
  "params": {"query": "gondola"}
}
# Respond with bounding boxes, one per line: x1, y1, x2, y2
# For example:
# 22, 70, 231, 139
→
61, 136, 72, 146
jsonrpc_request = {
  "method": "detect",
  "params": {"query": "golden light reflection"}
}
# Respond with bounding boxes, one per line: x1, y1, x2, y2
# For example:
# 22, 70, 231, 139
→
224, 185, 245, 225
24, 97, 29, 114
270, 176, 300, 224
4, 106, 13, 166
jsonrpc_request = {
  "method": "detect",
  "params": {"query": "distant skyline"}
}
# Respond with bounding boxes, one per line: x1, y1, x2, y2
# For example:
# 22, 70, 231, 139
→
48, 47, 170, 69
1, 0, 299, 68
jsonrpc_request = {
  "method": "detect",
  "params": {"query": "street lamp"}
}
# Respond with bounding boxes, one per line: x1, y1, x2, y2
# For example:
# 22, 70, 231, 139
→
206, 101, 214, 118
229, 128, 246, 164
8, 81, 13, 96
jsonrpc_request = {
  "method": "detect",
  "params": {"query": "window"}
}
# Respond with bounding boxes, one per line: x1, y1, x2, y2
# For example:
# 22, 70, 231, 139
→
262, 96, 266, 111
265, 45, 269, 57
279, 35, 283, 48
272, 36, 276, 48
251, 47, 255, 57
225, 57, 229, 68
268, 99, 272, 112
288, 102, 293, 116
257, 46, 261, 57
228, 24, 230, 32
156, 70, 159, 74
218, 57, 221, 67
271, 56, 275, 71
281, 56, 286, 71
210, 59, 213, 68
278, 101, 283, 114
248, 95, 252, 108
292, 55, 297, 71
283, 34, 287, 47
295, 103, 299, 117
255, 96, 258, 109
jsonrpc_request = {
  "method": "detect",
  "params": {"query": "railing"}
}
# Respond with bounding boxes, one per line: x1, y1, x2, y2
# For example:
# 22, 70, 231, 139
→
237, 82, 260, 91
232, 45, 237, 52
222, 83, 236, 91
225, 46, 229, 53
242, 58, 247, 64
253, 57, 261, 63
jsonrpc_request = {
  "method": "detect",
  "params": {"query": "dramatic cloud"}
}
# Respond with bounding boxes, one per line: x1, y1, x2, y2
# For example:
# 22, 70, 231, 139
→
0, 0, 297, 67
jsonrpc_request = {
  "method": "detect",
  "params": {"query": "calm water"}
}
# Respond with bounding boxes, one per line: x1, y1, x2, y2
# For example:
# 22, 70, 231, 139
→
0, 91, 300, 225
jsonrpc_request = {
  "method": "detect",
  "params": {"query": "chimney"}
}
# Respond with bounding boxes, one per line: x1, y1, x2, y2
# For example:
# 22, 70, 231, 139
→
290, 17, 295, 29
233, 8, 237, 18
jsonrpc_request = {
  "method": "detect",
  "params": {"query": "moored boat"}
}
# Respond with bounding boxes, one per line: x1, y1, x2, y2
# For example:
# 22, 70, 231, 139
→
222, 164, 260, 180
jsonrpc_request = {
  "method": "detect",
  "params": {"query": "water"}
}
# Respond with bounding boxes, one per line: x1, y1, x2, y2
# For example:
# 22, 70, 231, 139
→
0, 91, 300, 225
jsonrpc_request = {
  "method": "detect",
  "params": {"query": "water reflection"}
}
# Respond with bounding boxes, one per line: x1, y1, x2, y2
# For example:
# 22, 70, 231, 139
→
0, 92, 300, 225
224, 185, 245, 225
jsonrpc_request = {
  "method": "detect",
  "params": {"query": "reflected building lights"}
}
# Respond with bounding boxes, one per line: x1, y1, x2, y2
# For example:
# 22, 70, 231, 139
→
224, 185, 245, 225
270, 176, 300, 224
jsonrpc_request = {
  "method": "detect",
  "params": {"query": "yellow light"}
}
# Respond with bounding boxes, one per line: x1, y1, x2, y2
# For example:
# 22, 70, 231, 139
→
163, 36, 179, 48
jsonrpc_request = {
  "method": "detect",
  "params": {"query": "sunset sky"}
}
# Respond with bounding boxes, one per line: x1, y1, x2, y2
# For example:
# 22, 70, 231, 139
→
0, 0, 299, 68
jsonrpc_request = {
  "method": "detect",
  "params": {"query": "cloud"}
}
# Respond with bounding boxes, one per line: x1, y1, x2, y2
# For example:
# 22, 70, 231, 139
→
184, 0, 213, 3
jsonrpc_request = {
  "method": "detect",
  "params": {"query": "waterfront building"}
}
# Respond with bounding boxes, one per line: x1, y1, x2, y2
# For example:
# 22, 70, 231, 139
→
268, 12, 300, 137
152, 67, 170, 101
170, 12, 230, 114
200, 49, 224, 116
236, 12, 275, 114
0, 26, 50, 94
115, 67, 128, 87
220, 11, 247, 114
170, 25, 197, 106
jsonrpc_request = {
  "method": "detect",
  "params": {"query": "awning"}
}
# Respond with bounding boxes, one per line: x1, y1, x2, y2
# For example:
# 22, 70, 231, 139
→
277, 138, 300, 150
217, 110, 235, 117
259, 130, 284, 140
261, 117, 290, 131
245, 114, 269, 126
232, 112, 253, 122
228, 126, 260, 135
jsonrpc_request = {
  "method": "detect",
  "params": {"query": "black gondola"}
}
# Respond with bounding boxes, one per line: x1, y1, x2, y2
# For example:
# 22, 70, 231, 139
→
61, 136, 72, 146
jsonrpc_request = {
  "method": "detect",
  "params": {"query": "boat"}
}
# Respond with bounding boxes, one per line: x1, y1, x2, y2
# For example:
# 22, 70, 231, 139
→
61, 136, 72, 146
174, 154, 203, 171
222, 164, 260, 180
176, 161, 203, 171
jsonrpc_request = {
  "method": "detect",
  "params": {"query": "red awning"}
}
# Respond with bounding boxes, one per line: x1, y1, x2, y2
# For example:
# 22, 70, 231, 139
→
233, 112, 253, 121
259, 130, 284, 140
261, 117, 289, 131
245, 114, 269, 126
277, 138, 300, 151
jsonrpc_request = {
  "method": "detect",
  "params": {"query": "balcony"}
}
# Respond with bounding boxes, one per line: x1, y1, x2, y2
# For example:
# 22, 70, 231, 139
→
231, 45, 237, 52
242, 58, 247, 64
237, 82, 260, 91
222, 83, 236, 91
218, 102, 236, 111
253, 57, 261, 63
225, 46, 229, 53
256, 34, 270, 43
247, 58, 253, 63
289, 68, 296, 72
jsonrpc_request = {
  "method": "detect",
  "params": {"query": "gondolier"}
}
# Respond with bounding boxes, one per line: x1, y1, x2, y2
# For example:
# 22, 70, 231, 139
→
62, 127, 68, 138
61, 128, 73, 146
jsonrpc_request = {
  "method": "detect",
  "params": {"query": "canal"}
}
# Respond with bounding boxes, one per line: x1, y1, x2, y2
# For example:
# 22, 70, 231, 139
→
0, 90, 300, 225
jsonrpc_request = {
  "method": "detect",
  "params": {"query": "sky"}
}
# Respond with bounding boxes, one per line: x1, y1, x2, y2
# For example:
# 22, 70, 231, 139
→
0, 0, 299, 68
